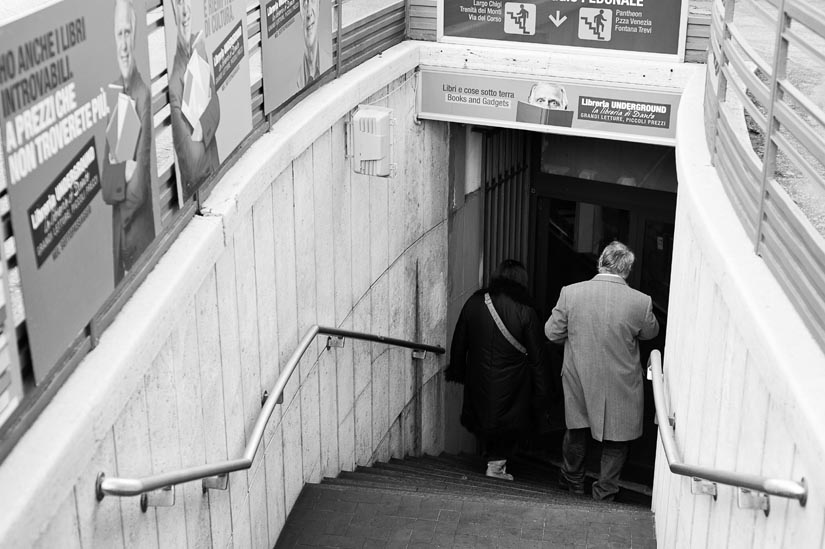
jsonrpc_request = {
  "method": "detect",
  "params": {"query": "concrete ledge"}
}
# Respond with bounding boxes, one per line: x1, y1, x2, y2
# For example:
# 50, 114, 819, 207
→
673, 68, 825, 488
418, 41, 695, 90
201, 41, 421, 243
0, 215, 225, 547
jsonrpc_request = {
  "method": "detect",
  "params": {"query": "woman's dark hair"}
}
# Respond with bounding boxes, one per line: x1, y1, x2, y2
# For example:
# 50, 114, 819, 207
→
492, 259, 529, 289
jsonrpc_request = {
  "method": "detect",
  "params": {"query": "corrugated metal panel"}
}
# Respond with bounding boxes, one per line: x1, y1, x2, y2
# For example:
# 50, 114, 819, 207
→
761, 181, 825, 346
407, 0, 437, 41
707, 0, 825, 351
482, 129, 530, 284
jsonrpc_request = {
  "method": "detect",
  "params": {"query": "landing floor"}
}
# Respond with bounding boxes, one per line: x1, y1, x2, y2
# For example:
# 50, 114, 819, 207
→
276, 483, 656, 549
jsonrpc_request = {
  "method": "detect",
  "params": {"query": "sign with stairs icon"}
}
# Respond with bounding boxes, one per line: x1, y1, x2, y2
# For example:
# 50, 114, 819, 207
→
441, 0, 686, 58
504, 2, 536, 35
578, 7, 613, 41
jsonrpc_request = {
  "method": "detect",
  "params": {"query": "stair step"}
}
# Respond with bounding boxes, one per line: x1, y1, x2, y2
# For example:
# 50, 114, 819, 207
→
309, 481, 653, 518
323, 477, 546, 503
514, 451, 654, 497
371, 460, 557, 490
336, 470, 553, 501
411, 453, 651, 509
322, 476, 562, 506
422, 452, 652, 507
374, 459, 566, 496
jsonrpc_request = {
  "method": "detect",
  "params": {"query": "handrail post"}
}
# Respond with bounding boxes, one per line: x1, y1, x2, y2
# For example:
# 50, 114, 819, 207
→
709, 0, 737, 159
335, 0, 343, 78
754, 0, 789, 255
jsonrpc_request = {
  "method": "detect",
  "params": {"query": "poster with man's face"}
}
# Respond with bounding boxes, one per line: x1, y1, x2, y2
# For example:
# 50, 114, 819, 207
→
162, 0, 253, 206
0, 0, 158, 383
259, 0, 333, 114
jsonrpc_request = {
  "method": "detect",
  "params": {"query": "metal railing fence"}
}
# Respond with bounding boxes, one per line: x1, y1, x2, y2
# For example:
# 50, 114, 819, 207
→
706, 0, 825, 349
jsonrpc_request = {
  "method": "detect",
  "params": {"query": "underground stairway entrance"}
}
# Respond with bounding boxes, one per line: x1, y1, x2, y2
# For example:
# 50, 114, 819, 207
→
274, 452, 655, 548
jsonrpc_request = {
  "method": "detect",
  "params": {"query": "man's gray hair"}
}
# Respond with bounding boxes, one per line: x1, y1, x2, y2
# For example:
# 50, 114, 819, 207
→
115, 0, 137, 32
598, 241, 634, 278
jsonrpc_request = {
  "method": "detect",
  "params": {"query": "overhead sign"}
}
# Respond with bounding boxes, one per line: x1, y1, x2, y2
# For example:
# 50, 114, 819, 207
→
0, 0, 159, 382
417, 69, 680, 145
259, 0, 333, 114
439, 0, 687, 58
162, 0, 253, 206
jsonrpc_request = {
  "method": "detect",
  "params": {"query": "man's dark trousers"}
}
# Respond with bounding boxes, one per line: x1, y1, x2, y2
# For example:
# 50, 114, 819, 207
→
561, 427, 629, 501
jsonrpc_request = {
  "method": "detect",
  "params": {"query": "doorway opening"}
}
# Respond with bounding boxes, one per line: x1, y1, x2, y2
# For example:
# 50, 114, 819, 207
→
528, 132, 677, 487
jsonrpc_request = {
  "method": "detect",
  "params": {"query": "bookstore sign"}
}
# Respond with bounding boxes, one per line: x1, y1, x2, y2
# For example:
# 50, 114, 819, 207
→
417, 69, 681, 145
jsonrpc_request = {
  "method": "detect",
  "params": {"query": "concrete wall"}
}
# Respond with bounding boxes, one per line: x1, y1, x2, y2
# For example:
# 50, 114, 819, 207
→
653, 70, 825, 547
443, 125, 485, 454
0, 42, 451, 548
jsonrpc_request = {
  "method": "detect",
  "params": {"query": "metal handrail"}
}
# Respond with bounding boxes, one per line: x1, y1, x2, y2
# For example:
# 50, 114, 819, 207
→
648, 350, 807, 505
95, 325, 444, 501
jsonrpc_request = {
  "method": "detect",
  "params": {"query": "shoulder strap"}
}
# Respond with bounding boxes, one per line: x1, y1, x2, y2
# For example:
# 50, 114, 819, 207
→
484, 293, 527, 355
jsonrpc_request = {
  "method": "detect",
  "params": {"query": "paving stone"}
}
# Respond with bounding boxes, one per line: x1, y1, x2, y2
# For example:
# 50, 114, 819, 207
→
410, 527, 434, 543
316, 533, 367, 548
433, 520, 459, 535
431, 532, 457, 546
453, 533, 496, 548
410, 519, 437, 533
521, 525, 545, 541
437, 509, 460, 523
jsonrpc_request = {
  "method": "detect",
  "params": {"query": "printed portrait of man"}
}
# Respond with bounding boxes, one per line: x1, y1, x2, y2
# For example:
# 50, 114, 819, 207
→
167, 0, 221, 203
527, 82, 568, 110
297, 0, 320, 88
516, 81, 574, 127
102, 0, 156, 284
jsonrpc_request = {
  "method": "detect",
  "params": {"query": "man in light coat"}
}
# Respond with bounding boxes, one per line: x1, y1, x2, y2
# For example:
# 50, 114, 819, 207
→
545, 241, 659, 501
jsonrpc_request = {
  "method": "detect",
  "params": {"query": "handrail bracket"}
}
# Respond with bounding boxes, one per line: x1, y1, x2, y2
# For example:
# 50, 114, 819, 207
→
141, 485, 175, 512
412, 349, 427, 360
326, 336, 345, 349
95, 472, 106, 502
738, 487, 770, 517
691, 477, 718, 500
202, 473, 229, 493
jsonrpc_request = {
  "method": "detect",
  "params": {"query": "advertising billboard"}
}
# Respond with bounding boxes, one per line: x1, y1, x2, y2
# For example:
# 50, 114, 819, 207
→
0, 0, 159, 382
259, 0, 333, 114
440, 0, 688, 58
417, 69, 681, 145
162, 0, 253, 206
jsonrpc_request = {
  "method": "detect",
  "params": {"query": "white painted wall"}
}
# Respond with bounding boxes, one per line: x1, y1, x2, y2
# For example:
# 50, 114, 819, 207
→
653, 69, 825, 547
0, 42, 450, 548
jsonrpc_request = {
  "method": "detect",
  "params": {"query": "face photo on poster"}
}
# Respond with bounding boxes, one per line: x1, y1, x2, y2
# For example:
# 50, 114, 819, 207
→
516, 82, 574, 127
0, 0, 159, 382
259, 0, 333, 114
162, 0, 253, 207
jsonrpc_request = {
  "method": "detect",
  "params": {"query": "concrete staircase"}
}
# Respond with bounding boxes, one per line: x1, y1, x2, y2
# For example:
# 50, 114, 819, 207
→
275, 453, 656, 548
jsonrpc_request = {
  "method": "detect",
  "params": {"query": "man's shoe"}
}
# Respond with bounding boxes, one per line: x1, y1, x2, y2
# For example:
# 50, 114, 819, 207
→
486, 459, 514, 481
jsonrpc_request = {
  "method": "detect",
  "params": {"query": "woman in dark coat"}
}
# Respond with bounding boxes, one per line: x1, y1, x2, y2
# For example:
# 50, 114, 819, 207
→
446, 260, 549, 480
